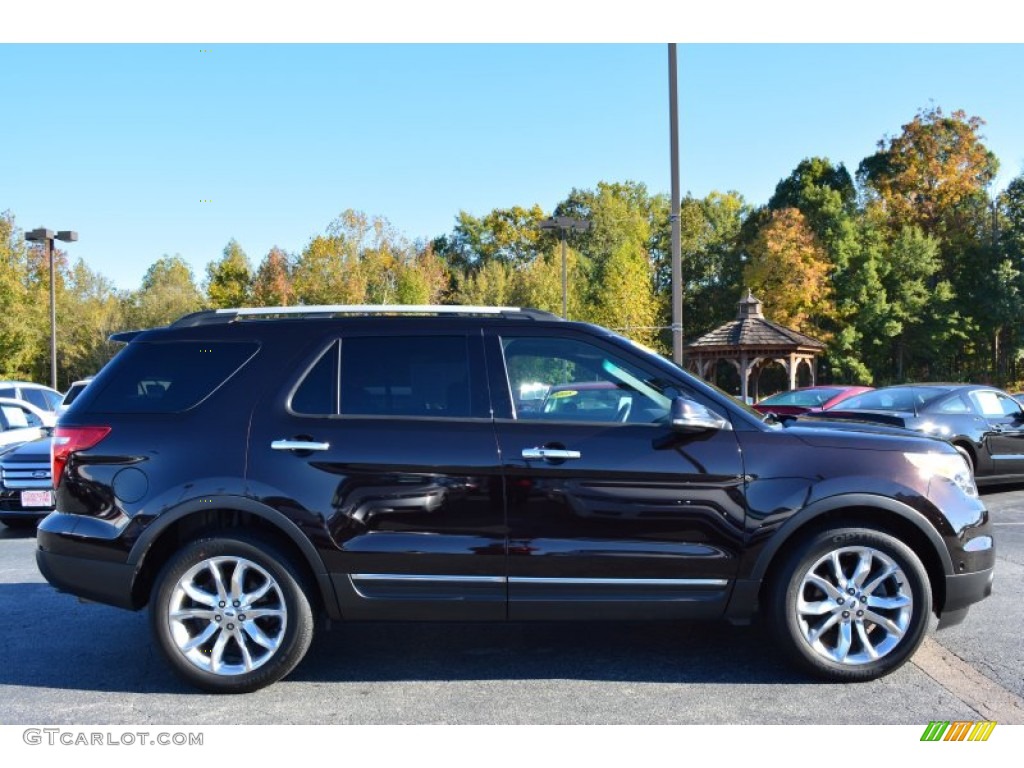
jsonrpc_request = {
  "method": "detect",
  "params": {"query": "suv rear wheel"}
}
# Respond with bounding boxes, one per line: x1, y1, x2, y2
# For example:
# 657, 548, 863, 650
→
150, 534, 314, 693
768, 527, 932, 681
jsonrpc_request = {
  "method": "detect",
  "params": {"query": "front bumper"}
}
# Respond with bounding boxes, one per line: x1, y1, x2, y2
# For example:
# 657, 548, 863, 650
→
0, 489, 55, 517
942, 566, 995, 615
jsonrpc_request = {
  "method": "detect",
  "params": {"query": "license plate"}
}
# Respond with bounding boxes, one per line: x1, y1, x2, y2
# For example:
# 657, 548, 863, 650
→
20, 490, 53, 508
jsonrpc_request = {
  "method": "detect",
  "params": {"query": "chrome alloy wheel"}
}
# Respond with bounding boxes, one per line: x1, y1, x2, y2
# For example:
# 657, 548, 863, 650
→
167, 556, 287, 676
795, 545, 913, 666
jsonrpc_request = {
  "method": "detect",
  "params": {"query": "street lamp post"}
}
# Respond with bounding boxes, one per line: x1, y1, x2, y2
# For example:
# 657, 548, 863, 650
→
25, 227, 78, 390
538, 216, 590, 318
668, 43, 683, 366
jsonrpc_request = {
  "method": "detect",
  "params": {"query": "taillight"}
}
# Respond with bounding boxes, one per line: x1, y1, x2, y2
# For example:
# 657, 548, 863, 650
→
52, 426, 111, 488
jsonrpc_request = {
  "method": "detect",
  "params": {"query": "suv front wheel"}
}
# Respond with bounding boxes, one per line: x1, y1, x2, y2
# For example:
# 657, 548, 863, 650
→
768, 527, 932, 682
151, 534, 314, 693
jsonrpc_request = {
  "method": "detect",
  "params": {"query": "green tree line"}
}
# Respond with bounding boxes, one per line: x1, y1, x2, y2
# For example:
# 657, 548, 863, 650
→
3, 105, 1023, 390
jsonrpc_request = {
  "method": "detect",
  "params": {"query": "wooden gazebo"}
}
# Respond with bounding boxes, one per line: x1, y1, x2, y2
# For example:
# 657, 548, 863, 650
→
685, 291, 826, 403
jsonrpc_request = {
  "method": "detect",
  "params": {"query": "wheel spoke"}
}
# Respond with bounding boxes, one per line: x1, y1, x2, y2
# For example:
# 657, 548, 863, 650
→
237, 631, 255, 672
863, 565, 898, 595
864, 610, 905, 638
829, 551, 847, 588
243, 608, 285, 620
208, 561, 229, 604
182, 582, 217, 607
855, 621, 880, 660
805, 573, 842, 600
243, 579, 274, 607
807, 613, 840, 644
229, 561, 248, 603
798, 597, 837, 616
181, 621, 219, 652
866, 593, 911, 610
210, 629, 231, 673
850, 550, 873, 589
171, 608, 218, 621
831, 621, 852, 662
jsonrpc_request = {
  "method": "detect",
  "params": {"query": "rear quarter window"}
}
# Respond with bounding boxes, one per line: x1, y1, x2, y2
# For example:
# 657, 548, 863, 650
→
86, 341, 259, 413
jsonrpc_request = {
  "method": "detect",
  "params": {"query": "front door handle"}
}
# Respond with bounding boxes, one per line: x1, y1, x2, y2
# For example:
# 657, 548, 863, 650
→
272, 439, 330, 452
521, 447, 581, 461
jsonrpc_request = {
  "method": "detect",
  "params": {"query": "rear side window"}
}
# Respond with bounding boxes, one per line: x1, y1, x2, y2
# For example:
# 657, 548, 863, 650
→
88, 341, 259, 413
339, 336, 472, 418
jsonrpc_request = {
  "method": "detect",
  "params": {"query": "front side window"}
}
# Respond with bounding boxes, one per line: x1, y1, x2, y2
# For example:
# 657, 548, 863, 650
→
501, 336, 674, 423
339, 336, 472, 418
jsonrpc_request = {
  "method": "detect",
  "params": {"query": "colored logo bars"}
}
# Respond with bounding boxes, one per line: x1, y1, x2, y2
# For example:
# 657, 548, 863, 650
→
920, 721, 997, 741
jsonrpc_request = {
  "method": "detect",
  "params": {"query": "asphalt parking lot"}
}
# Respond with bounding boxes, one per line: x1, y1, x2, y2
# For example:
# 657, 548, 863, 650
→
1, 487, 1022, 726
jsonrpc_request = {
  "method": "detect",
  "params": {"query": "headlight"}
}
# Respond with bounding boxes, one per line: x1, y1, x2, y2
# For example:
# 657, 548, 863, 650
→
904, 451, 977, 498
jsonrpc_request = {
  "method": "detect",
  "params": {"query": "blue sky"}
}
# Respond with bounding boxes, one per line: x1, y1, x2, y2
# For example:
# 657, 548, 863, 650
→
3, 42, 1023, 291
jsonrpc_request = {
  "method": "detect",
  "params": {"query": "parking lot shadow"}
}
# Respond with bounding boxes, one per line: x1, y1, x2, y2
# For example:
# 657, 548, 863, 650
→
293, 620, 804, 686
0, 582, 804, 692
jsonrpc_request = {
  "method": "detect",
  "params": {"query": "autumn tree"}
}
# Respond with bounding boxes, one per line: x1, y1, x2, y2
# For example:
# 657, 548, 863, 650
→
58, 261, 126, 384
252, 247, 295, 307
292, 211, 370, 305
743, 208, 834, 337
0, 211, 42, 378
857, 106, 998, 238
768, 158, 874, 381
127, 255, 204, 329
205, 239, 253, 308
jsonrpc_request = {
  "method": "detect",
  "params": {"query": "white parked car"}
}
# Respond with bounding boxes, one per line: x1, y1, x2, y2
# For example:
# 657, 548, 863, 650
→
0, 381, 63, 414
57, 377, 94, 416
0, 397, 55, 450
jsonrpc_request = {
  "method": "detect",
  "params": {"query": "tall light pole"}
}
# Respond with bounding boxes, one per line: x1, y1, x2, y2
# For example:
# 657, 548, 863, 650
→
668, 43, 683, 365
538, 216, 590, 318
25, 227, 77, 390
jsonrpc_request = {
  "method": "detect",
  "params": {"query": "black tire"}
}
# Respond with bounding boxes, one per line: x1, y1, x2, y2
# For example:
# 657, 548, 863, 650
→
150, 534, 314, 694
766, 527, 932, 682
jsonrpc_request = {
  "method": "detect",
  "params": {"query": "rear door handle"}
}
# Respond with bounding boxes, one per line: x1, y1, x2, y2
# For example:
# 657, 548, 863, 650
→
521, 447, 581, 461
272, 439, 330, 452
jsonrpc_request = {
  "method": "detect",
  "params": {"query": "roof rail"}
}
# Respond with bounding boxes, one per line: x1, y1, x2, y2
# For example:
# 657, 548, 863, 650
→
170, 304, 562, 328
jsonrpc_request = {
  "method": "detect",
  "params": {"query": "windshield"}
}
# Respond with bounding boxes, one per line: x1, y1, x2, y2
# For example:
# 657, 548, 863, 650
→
830, 386, 953, 412
759, 387, 847, 408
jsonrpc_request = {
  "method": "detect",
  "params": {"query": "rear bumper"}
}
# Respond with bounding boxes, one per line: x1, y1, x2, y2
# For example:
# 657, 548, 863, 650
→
36, 517, 138, 610
36, 545, 137, 610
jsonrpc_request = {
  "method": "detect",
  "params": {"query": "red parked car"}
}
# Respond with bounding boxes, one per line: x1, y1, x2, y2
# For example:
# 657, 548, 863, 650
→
753, 385, 873, 419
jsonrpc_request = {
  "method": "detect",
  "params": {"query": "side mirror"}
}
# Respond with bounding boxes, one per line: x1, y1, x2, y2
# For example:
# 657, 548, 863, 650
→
670, 397, 730, 433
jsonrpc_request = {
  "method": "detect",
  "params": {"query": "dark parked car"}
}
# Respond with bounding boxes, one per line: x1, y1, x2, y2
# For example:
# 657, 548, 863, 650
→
37, 306, 994, 693
803, 383, 1024, 486
753, 385, 873, 419
0, 437, 54, 528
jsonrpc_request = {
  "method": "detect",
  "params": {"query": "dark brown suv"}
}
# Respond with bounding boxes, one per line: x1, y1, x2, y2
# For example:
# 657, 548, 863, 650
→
36, 305, 995, 692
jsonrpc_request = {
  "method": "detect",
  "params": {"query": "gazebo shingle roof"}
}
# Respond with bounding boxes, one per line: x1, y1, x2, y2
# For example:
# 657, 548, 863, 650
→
687, 291, 825, 351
